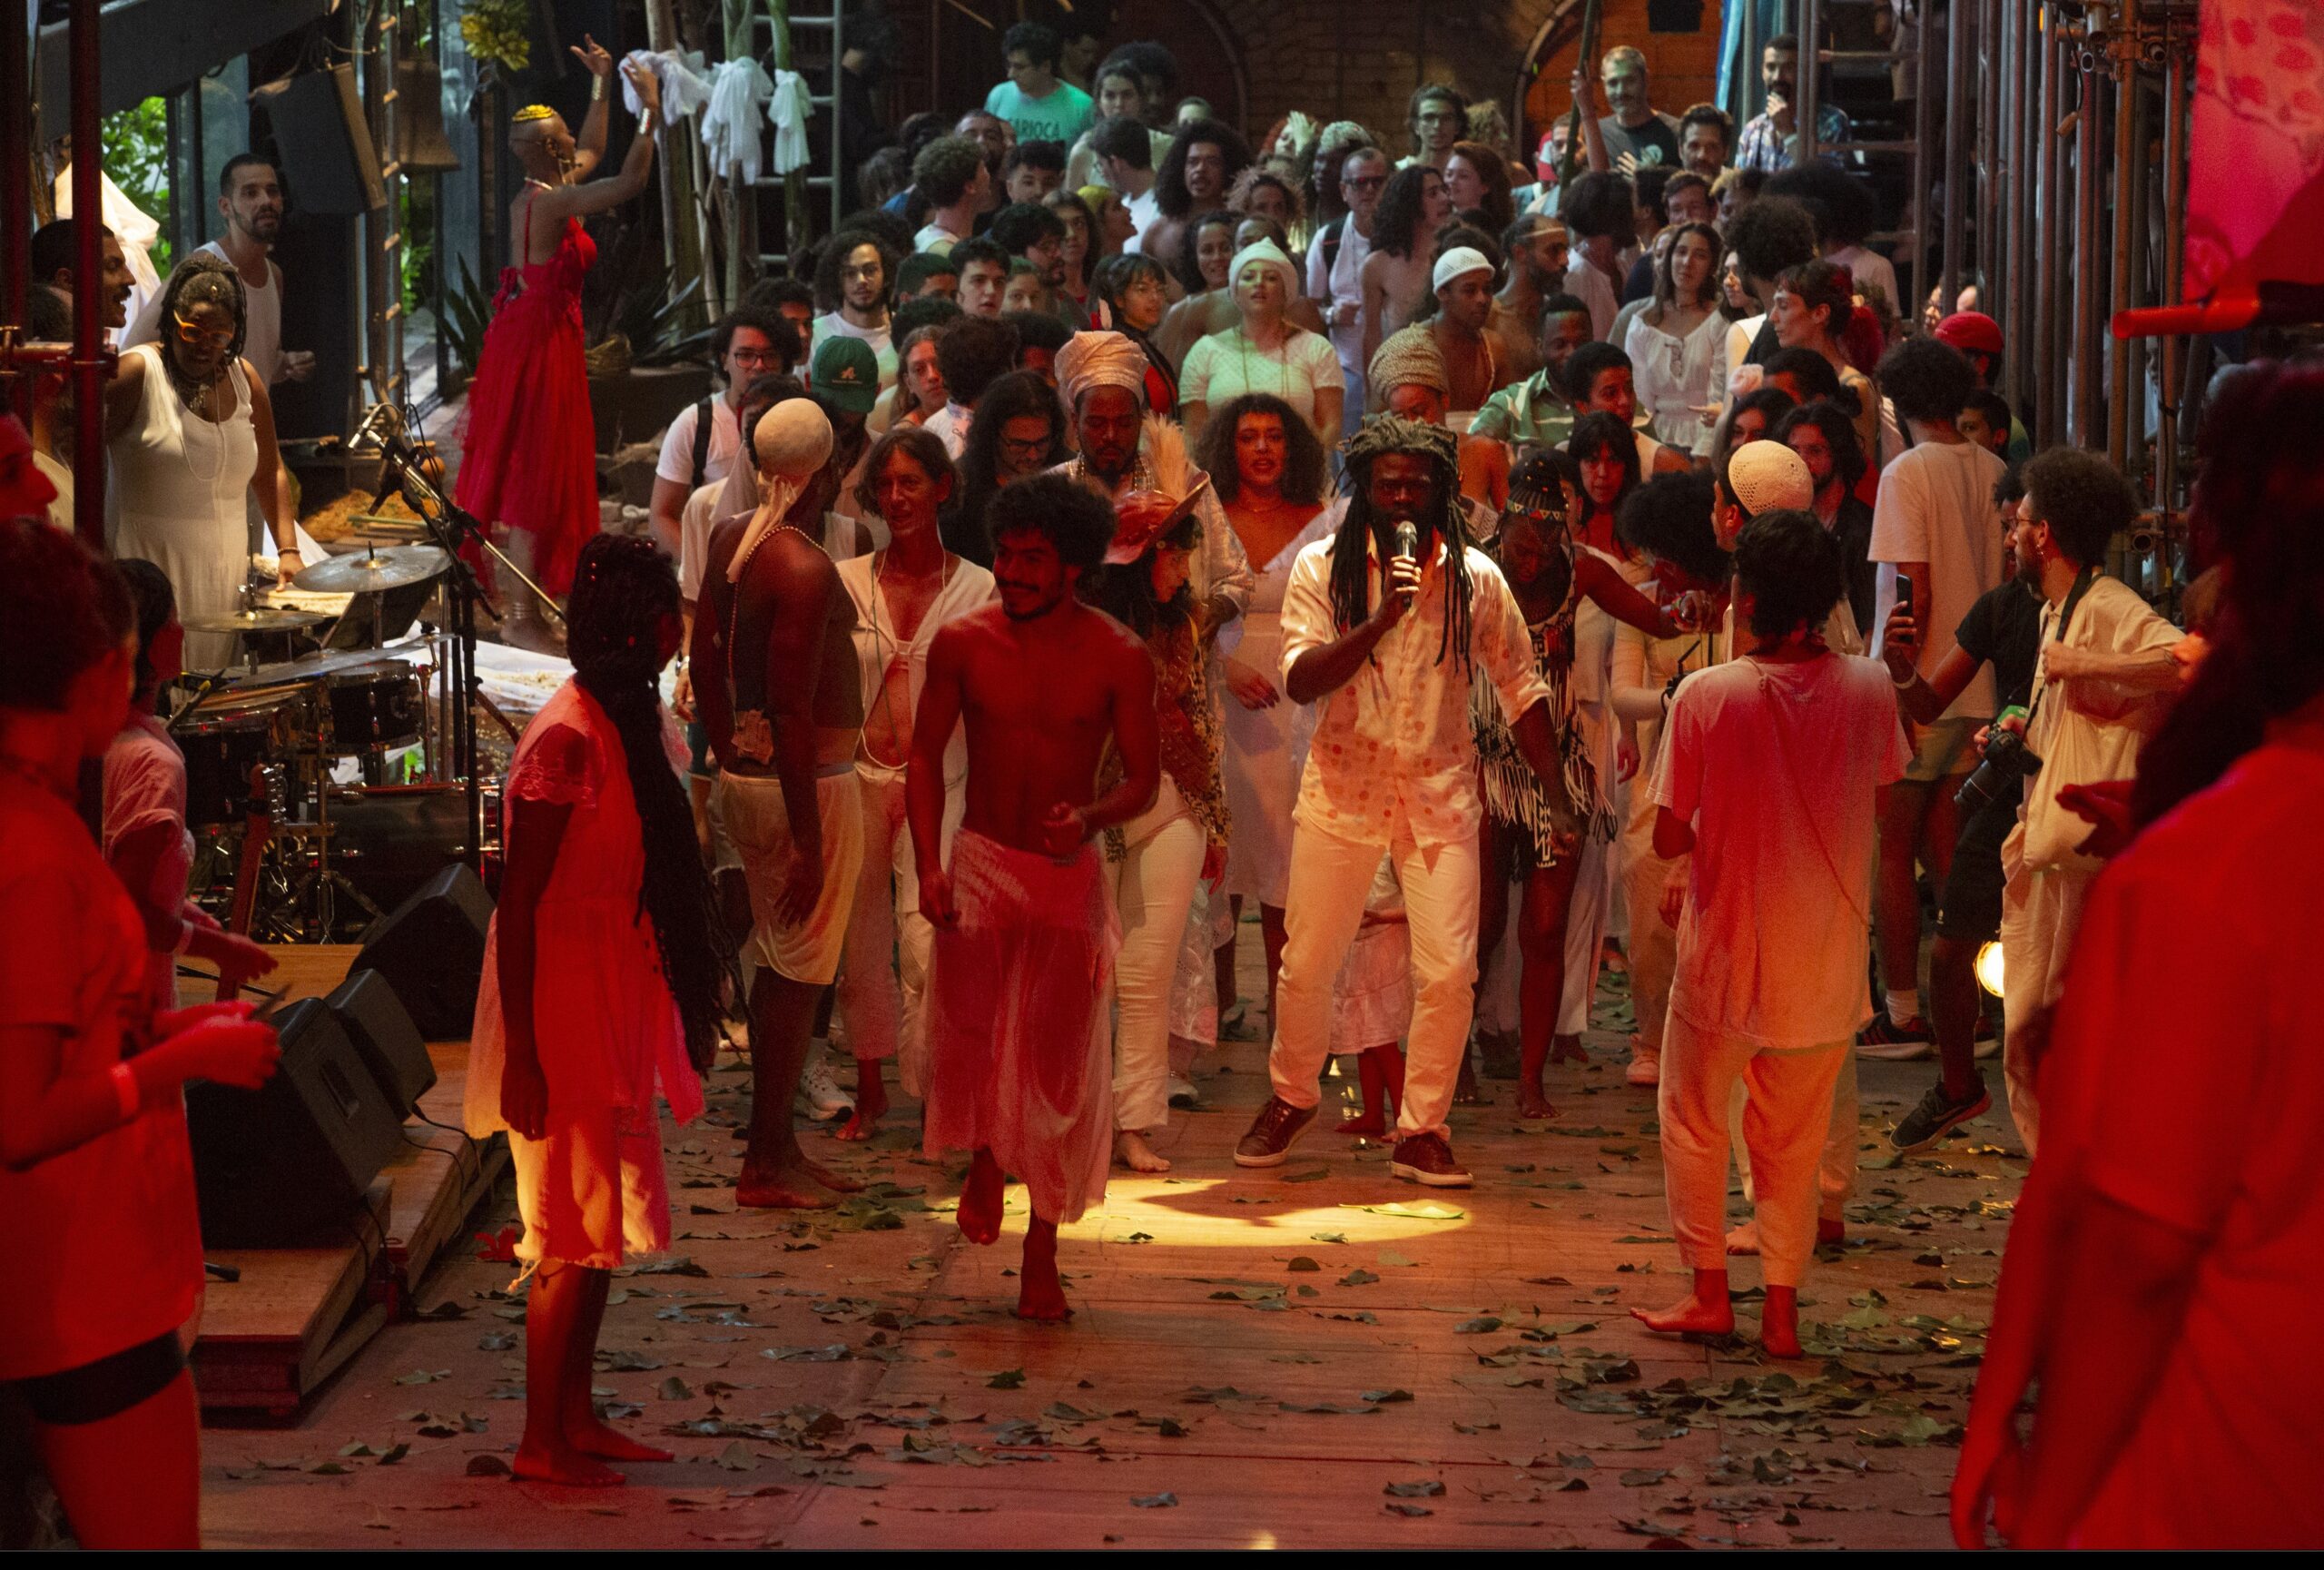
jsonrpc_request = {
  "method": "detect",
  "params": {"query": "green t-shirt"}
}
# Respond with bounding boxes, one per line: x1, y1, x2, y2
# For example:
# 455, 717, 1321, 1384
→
984, 79, 1093, 145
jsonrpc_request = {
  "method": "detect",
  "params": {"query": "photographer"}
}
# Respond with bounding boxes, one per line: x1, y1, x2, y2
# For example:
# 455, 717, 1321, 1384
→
1877, 469, 2042, 1154
1980, 450, 2183, 1155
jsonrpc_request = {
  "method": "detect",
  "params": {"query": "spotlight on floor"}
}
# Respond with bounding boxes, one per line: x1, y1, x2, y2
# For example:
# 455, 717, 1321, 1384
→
1974, 941, 2005, 999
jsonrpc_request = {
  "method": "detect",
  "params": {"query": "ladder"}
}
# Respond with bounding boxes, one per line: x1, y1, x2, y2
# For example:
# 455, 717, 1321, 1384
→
1795, 0, 1929, 335
750, 0, 845, 274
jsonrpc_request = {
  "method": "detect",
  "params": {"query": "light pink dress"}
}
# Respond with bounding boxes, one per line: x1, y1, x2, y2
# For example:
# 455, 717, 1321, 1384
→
466, 681, 704, 1139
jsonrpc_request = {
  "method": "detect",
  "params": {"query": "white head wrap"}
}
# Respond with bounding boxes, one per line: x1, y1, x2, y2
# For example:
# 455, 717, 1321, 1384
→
1055, 330, 1147, 410
726, 399, 834, 581
1432, 245, 1494, 293
1226, 239, 1300, 308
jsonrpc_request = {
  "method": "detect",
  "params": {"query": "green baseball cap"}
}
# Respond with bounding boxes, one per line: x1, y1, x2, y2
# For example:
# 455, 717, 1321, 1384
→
810, 336, 881, 414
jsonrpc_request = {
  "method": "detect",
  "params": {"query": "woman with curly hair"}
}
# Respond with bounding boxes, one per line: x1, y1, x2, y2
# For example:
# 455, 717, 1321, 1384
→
1443, 140, 1515, 236
1228, 165, 1307, 265
101, 252, 302, 669
1770, 258, 1881, 474
1153, 209, 1239, 365
1079, 503, 1230, 1175
1358, 163, 1452, 377
466, 531, 733, 1486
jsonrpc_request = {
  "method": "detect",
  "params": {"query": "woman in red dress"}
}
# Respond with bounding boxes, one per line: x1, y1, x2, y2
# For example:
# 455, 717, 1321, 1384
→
455, 36, 662, 605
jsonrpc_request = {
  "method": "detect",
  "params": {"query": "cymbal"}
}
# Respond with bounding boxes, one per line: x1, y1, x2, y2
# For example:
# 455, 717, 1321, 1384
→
293, 545, 449, 594
182, 607, 330, 635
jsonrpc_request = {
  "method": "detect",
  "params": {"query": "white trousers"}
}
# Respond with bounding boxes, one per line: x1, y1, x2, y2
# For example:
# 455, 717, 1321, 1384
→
1618, 777, 1679, 1052
1731, 1057, 1859, 1223
1110, 779, 1207, 1134
1657, 1012, 1850, 1287
833, 769, 962, 1096
1272, 817, 1480, 1141
1998, 844, 2095, 1160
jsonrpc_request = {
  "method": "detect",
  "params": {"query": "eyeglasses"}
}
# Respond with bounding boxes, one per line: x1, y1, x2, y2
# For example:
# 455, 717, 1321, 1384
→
172, 312, 234, 352
1344, 175, 1387, 192
730, 348, 783, 368
999, 435, 1052, 459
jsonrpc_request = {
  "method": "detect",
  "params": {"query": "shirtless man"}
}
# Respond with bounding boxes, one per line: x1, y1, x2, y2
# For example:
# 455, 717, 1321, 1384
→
911, 472, 1160, 1321
692, 401, 869, 1210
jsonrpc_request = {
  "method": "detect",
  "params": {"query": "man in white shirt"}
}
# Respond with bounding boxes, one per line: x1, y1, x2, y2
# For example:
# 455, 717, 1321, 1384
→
1862, 338, 2009, 1054
909, 136, 990, 257
1989, 449, 2185, 1155
810, 231, 900, 391
124, 156, 312, 386
650, 305, 797, 560
1637, 508, 1911, 1360
1233, 418, 1565, 1190
1306, 145, 1389, 434
1558, 171, 1634, 342
1092, 116, 1163, 254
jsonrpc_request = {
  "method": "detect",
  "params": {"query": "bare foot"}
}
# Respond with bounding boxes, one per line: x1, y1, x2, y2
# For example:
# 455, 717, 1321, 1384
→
512, 1442, 625, 1487
834, 1070, 888, 1141
958, 1149, 1005, 1245
1630, 1269, 1734, 1339
1452, 1061, 1486, 1106
798, 1155, 864, 1193
1760, 1285, 1803, 1358
1631, 1292, 1736, 1339
1016, 1219, 1072, 1321
734, 1157, 837, 1210
1725, 1221, 1761, 1256
1338, 1110, 1388, 1137
1549, 1033, 1590, 1066
1113, 1130, 1171, 1172
1515, 1082, 1556, 1120
566, 1416, 674, 1463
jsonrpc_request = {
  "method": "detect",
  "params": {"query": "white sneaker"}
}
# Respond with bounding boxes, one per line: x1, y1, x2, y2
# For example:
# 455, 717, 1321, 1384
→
1625, 1043, 1660, 1087
1167, 1076, 1202, 1109
796, 1044, 854, 1121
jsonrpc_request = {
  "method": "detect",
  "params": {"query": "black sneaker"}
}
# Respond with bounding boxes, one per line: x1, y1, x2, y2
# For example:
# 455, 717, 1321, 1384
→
1887, 1077, 1993, 1156
1857, 1011, 1935, 1061
1234, 1096, 1316, 1168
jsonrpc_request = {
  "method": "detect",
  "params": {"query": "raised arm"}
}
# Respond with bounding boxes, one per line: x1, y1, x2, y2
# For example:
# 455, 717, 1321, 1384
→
1576, 551, 1677, 637
539, 60, 662, 222
1284, 553, 1406, 705
1881, 596, 1981, 725
566, 35, 618, 181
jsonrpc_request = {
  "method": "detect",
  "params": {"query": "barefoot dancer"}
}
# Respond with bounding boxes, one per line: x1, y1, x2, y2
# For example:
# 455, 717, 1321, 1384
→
468, 535, 734, 1486
1233, 416, 1571, 1190
693, 402, 868, 1209
911, 473, 1159, 1320
1473, 454, 1679, 1120
1632, 510, 1906, 1358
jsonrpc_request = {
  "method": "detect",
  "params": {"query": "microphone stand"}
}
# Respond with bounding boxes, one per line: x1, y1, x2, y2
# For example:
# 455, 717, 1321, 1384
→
371, 398, 566, 870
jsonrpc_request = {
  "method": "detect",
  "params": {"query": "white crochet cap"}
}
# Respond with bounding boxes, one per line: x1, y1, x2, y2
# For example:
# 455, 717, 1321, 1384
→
753, 396, 833, 477
1725, 438, 1816, 516
1431, 245, 1493, 292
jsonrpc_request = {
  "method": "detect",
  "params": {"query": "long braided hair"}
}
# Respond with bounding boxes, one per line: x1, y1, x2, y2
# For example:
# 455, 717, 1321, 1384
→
1329, 415, 1474, 673
565, 534, 735, 1075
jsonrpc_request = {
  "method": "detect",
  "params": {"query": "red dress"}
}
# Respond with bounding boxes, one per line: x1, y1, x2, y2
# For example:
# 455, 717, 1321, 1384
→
455, 189, 599, 597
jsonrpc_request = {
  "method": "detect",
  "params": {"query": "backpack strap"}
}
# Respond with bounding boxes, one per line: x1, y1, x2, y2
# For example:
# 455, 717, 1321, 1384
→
689, 395, 717, 491
1319, 213, 1346, 291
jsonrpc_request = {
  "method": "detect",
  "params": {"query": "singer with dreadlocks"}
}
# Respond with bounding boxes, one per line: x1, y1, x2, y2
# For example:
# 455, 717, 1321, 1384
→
464, 533, 734, 1486
1233, 416, 1574, 1190
454, 38, 661, 614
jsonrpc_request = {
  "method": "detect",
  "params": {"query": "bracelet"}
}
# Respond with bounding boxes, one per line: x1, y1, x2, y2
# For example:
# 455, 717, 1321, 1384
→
172, 918, 197, 954
1890, 667, 1917, 690
592, 74, 606, 103
110, 1061, 142, 1122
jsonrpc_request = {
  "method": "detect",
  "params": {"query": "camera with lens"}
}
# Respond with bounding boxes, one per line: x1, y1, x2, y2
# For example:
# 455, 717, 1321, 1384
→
1955, 719, 2043, 813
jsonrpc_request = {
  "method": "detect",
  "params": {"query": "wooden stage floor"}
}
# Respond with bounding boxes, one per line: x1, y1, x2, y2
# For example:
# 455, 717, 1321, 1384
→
194, 963, 2023, 1550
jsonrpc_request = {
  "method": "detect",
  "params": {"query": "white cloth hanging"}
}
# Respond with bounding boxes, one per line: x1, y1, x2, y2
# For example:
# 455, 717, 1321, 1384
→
768, 69, 812, 177
53, 169, 162, 337
701, 57, 775, 183
619, 47, 714, 123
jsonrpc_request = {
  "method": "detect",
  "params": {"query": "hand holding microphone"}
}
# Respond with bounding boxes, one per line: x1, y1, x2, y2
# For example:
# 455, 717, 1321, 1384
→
1374, 518, 1423, 630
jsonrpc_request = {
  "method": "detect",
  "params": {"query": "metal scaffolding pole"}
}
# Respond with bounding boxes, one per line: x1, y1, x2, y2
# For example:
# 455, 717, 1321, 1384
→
2071, 33, 2103, 451
2035, 7, 2065, 449
2002, 0, 2035, 417
1940, 0, 1971, 309
2106, 11, 2137, 470
1909, 0, 1934, 326
2153, 15, 2189, 544
69, 0, 103, 548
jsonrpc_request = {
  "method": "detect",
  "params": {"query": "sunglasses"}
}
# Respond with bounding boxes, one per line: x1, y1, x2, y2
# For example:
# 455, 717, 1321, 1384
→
172, 312, 235, 352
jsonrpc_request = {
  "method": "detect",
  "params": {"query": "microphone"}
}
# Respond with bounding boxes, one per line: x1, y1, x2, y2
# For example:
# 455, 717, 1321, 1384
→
1393, 519, 1418, 561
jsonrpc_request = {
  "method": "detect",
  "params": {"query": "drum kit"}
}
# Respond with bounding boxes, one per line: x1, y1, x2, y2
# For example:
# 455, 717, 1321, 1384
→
172, 401, 561, 939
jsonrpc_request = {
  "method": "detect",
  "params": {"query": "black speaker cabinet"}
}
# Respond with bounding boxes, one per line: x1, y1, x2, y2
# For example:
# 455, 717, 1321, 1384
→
187, 998, 405, 1249
249, 64, 386, 216
326, 969, 438, 1121
356, 862, 494, 1040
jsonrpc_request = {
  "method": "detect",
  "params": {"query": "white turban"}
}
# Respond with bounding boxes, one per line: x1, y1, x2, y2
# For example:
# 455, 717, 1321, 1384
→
727, 399, 834, 582
1432, 245, 1494, 293
1055, 330, 1147, 410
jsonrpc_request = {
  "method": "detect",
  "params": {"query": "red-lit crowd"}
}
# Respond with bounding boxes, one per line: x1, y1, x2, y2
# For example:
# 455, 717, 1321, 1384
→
3, 9, 2317, 1551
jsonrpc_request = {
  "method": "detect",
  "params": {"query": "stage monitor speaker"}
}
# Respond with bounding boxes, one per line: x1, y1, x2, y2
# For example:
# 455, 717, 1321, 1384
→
356, 862, 494, 1040
326, 968, 438, 1121
187, 998, 405, 1249
249, 65, 386, 216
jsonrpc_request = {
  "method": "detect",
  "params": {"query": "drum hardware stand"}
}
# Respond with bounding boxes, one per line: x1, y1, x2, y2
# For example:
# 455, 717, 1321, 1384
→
364, 398, 560, 868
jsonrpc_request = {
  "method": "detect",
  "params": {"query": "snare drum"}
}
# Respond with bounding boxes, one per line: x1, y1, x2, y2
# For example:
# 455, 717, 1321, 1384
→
181, 711, 281, 828
323, 662, 423, 754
